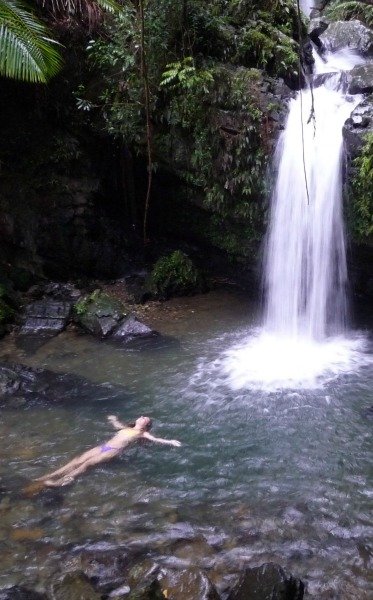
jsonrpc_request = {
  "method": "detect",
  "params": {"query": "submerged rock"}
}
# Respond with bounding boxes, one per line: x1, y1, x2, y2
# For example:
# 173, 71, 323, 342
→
50, 572, 101, 600
66, 546, 135, 593
226, 563, 304, 600
0, 363, 40, 397
0, 587, 47, 600
158, 567, 220, 600
127, 579, 165, 600
0, 361, 126, 406
319, 20, 373, 57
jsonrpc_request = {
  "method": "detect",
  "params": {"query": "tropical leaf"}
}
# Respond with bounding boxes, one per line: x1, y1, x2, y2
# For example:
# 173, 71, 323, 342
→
37, 0, 122, 24
0, 0, 62, 82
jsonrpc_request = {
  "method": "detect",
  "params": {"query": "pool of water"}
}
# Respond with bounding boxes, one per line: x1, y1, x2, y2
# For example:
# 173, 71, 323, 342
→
0, 290, 372, 598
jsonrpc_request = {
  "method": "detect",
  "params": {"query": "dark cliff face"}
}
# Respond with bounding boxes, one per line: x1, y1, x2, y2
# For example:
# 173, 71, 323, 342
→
0, 0, 372, 297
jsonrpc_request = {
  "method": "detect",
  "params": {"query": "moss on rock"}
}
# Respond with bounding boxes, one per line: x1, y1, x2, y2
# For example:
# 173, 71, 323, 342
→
73, 289, 129, 336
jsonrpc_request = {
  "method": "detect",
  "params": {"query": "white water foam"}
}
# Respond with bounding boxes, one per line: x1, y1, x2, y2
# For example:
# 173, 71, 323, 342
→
221, 330, 370, 391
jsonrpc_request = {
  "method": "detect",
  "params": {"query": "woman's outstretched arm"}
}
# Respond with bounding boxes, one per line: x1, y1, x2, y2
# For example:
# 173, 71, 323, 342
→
142, 432, 181, 447
107, 415, 126, 430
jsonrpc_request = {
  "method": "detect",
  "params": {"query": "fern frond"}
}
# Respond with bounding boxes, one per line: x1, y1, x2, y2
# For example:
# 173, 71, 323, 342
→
0, 0, 62, 82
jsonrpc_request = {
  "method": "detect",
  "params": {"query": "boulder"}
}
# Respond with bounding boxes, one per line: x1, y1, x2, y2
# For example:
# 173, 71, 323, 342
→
73, 290, 128, 337
226, 563, 304, 600
347, 63, 373, 95
20, 300, 72, 336
319, 20, 373, 57
111, 315, 157, 341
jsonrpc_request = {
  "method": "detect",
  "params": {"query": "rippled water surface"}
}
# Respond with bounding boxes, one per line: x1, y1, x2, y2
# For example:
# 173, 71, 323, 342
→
0, 290, 372, 598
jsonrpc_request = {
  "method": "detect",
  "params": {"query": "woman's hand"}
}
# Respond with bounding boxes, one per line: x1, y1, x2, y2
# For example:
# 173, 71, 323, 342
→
169, 440, 182, 447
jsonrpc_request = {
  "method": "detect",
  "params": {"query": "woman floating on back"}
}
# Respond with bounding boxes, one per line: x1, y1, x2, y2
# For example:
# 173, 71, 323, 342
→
34, 415, 181, 487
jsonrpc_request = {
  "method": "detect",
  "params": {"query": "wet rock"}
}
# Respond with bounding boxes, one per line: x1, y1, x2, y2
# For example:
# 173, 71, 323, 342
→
20, 300, 72, 336
127, 579, 165, 600
319, 20, 373, 57
50, 571, 101, 600
158, 567, 220, 600
347, 63, 373, 95
0, 587, 47, 600
29, 282, 82, 302
109, 584, 131, 597
226, 563, 304, 600
343, 98, 373, 158
111, 316, 157, 342
127, 559, 160, 589
308, 18, 329, 48
0, 361, 126, 407
0, 363, 39, 397
72, 547, 135, 593
73, 290, 129, 337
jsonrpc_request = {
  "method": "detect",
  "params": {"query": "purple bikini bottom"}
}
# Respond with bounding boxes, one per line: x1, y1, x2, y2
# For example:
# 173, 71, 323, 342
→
100, 444, 117, 453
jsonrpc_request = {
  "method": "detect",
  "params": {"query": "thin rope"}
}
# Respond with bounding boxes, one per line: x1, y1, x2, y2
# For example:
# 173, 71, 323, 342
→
296, 0, 311, 205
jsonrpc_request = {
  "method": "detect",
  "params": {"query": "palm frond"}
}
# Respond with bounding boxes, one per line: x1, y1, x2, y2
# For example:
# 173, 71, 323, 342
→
37, 0, 122, 20
0, 0, 62, 82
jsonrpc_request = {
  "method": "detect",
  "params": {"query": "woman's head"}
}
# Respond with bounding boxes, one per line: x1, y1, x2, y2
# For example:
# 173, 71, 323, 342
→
134, 416, 152, 431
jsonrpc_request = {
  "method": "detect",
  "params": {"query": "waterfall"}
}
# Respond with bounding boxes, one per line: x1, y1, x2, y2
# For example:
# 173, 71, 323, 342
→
263, 70, 361, 340
221, 48, 367, 389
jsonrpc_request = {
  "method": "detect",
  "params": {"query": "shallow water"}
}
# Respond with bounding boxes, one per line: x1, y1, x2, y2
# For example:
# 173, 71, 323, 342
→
0, 290, 372, 598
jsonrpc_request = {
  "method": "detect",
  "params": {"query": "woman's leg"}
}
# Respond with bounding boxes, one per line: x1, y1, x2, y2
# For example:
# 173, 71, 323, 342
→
35, 447, 100, 481
43, 452, 114, 487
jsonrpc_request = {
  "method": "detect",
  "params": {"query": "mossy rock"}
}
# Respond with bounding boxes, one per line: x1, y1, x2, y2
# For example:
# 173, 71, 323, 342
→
148, 251, 207, 300
73, 289, 129, 337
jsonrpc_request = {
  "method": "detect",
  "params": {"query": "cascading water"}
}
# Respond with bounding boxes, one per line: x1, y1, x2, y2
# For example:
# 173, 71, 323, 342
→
264, 68, 360, 340
220, 31, 369, 389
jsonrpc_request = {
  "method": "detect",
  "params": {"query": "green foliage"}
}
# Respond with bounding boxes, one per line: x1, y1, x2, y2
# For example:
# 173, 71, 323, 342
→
349, 133, 373, 241
82, 0, 299, 250
0, 0, 62, 82
160, 57, 214, 92
149, 251, 206, 299
235, 21, 299, 79
74, 289, 102, 316
324, 1, 373, 28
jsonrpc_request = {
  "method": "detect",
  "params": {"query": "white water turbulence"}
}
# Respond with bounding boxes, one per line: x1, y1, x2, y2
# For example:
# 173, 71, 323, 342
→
221, 49, 370, 391
300, 0, 313, 17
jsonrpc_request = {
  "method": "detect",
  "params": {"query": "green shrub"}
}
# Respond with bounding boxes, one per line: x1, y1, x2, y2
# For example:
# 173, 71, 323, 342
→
349, 132, 373, 241
324, 1, 373, 28
149, 251, 206, 299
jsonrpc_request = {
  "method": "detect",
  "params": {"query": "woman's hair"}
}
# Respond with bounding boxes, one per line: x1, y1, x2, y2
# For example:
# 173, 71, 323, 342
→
127, 419, 152, 431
